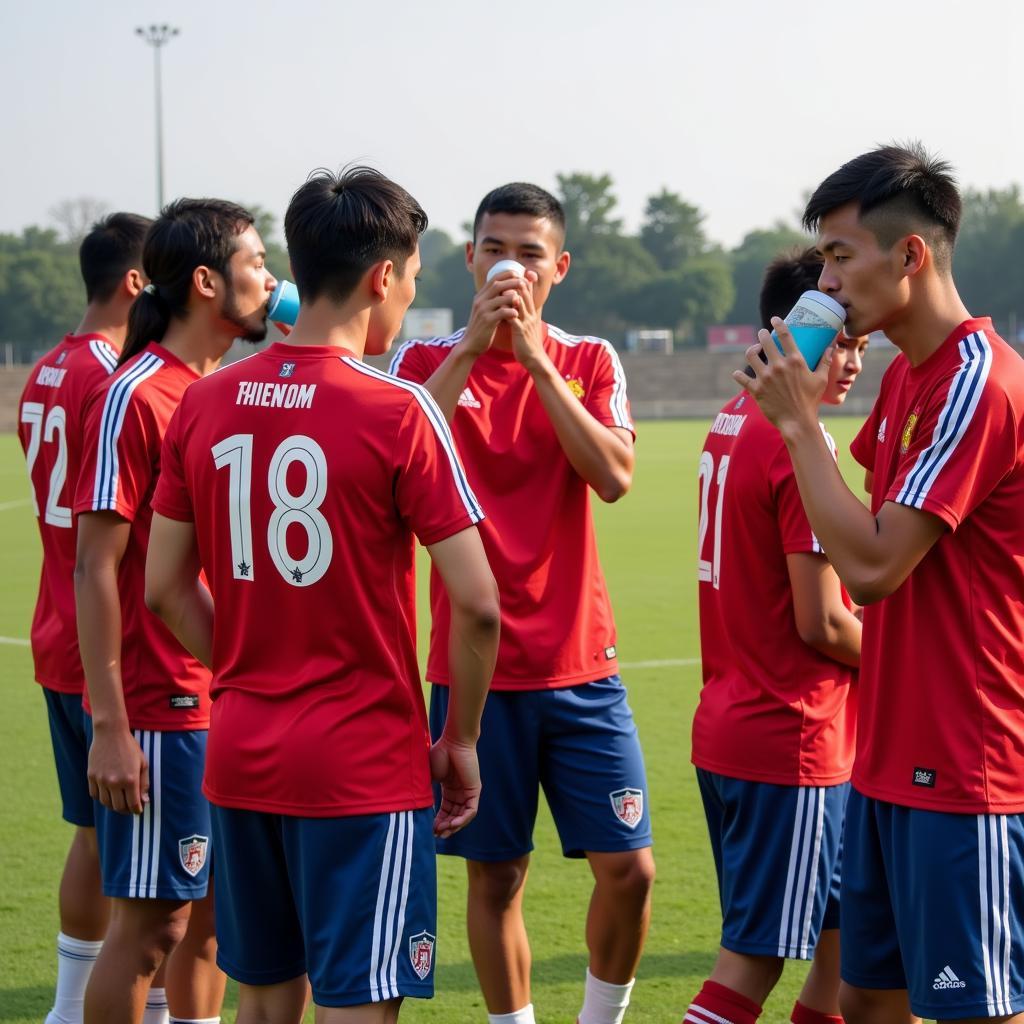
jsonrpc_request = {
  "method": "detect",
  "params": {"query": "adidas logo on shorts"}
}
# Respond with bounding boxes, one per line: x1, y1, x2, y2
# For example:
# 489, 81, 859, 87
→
933, 966, 967, 990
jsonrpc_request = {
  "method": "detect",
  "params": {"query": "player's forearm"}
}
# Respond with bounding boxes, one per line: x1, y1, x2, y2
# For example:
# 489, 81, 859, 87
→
146, 579, 214, 668
528, 359, 634, 502
74, 560, 130, 730
443, 601, 500, 746
782, 421, 894, 602
805, 607, 862, 668
422, 343, 481, 423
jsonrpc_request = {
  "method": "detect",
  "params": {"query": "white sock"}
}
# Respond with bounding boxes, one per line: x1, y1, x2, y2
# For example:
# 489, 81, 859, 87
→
142, 986, 169, 1024
488, 1006, 536, 1024
578, 969, 635, 1024
45, 932, 103, 1024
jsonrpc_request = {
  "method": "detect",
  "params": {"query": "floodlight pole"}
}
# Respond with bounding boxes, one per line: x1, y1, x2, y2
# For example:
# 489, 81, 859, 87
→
135, 24, 180, 211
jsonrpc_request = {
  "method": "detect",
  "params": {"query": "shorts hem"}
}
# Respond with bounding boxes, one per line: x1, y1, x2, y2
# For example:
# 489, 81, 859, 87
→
839, 968, 908, 991
438, 843, 534, 863
105, 884, 209, 901
217, 954, 306, 987
909, 996, 1024, 1020
562, 836, 654, 859
722, 938, 812, 961
315, 984, 434, 1007
62, 810, 95, 828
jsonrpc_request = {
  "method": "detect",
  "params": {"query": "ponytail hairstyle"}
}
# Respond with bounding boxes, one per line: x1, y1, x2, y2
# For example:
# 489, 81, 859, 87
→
120, 198, 255, 366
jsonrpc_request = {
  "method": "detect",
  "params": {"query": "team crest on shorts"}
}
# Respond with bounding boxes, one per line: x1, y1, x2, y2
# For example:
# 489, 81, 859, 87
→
178, 834, 209, 877
609, 788, 644, 829
409, 930, 436, 979
900, 411, 919, 454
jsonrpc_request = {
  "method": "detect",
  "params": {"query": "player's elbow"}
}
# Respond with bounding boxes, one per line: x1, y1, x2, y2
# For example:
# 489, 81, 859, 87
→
143, 578, 172, 621
453, 581, 501, 640
845, 566, 901, 607
595, 468, 632, 504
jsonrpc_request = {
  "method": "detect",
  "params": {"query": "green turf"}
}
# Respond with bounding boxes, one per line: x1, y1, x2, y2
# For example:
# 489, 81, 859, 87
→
0, 419, 866, 1023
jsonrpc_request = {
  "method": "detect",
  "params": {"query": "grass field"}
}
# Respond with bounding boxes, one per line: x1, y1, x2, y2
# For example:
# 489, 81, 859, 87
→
0, 418, 867, 1024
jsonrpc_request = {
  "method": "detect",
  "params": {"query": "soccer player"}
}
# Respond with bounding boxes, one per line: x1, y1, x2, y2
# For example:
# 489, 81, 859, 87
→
736, 142, 1024, 1024
144, 166, 499, 1024
73, 198, 276, 1024
686, 248, 866, 1024
389, 183, 654, 1024
18, 213, 151, 1024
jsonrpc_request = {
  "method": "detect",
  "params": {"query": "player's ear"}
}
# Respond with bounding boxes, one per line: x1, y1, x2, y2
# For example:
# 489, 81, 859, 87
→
899, 234, 928, 278
193, 265, 218, 300
465, 241, 475, 274
553, 249, 571, 285
369, 260, 394, 302
125, 269, 145, 298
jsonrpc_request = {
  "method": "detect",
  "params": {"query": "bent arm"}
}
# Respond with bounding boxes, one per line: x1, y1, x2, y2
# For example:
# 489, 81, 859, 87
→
781, 421, 946, 605
529, 357, 635, 502
786, 552, 862, 667
421, 344, 482, 423
145, 513, 214, 668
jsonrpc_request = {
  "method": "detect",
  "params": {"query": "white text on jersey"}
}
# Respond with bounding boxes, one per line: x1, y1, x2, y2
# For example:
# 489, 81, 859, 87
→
235, 381, 317, 409
36, 365, 68, 388
710, 412, 746, 437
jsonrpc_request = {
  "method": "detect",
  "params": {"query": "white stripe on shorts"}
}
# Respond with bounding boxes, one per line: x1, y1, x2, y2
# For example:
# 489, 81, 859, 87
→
148, 731, 162, 898
370, 812, 416, 1002
777, 787, 826, 958
979, 814, 1014, 1016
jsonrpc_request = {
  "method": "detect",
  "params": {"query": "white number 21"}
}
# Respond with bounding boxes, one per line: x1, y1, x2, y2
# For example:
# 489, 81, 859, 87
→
697, 452, 729, 589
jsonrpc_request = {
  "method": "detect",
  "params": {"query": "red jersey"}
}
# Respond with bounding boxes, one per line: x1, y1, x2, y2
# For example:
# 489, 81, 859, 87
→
73, 342, 211, 730
692, 395, 856, 786
152, 342, 484, 817
19, 334, 119, 693
389, 324, 632, 690
850, 318, 1024, 813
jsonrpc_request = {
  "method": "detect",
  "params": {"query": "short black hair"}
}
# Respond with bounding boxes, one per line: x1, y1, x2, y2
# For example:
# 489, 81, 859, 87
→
284, 166, 427, 305
759, 247, 823, 330
803, 142, 961, 272
121, 198, 254, 364
472, 183, 565, 242
79, 212, 152, 303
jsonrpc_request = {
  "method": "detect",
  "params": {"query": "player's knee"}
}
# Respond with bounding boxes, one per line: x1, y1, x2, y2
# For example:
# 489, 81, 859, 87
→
594, 849, 656, 904
838, 982, 893, 1024
466, 858, 529, 908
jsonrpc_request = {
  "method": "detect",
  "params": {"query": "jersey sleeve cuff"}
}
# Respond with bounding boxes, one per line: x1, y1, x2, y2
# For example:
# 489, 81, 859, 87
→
73, 497, 136, 522
885, 490, 960, 531
416, 511, 485, 548
151, 498, 194, 523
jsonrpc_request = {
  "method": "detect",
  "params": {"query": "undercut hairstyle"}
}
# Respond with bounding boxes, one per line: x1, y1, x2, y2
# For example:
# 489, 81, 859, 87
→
803, 142, 961, 273
120, 198, 254, 365
284, 166, 427, 305
79, 213, 152, 304
472, 183, 565, 243
759, 247, 823, 330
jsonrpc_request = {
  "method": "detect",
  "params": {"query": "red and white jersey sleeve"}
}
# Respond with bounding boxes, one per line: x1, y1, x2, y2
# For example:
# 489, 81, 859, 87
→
692, 394, 856, 785
74, 343, 210, 730
152, 343, 483, 816
852, 319, 1024, 812
389, 323, 628, 690
18, 334, 119, 693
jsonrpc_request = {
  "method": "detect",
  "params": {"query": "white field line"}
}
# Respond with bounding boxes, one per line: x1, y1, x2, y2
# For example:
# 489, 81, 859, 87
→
0, 498, 30, 512
0, 635, 30, 647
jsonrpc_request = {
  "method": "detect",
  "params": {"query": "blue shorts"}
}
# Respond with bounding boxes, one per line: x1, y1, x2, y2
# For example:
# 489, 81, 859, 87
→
429, 676, 652, 861
211, 806, 437, 1007
43, 688, 93, 827
842, 789, 1024, 1019
697, 769, 847, 960
83, 718, 211, 901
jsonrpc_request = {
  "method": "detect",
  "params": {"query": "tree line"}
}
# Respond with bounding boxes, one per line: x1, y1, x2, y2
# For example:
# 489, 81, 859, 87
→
2, 177, 1022, 361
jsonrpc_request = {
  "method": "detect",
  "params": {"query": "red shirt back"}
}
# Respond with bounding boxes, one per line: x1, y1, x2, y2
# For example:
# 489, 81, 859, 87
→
152, 343, 485, 817
389, 324, 631, 689
850, 318, 1024, 813
693, 395, 857, 785
19, 334, 119, 693
73, 342, 211, 730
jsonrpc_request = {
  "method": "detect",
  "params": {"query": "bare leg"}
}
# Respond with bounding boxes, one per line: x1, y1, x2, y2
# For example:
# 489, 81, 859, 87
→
839, 983, 919, 1024
316, 997, 403, 1023
234, 976, 308, 1024
796, 928, 841, 1015
163, 887, 225, 1019
708, 948, 785, 1006
465, 857, 532, 1014
84, 898, 190, 1024
584, 849, 655, 983
59, 827, 108, 940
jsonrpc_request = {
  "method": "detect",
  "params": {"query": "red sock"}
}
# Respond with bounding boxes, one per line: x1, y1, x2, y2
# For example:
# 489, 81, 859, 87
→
790, 1000, 843, 1024
684, 980, 762, 1024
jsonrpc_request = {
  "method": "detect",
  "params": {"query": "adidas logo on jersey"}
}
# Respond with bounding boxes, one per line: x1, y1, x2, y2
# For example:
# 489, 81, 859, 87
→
933, 966, 966, 990
457, 387, 482, 409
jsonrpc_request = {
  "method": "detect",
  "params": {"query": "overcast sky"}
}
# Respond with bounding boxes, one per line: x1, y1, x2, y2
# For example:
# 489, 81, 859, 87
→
3, 0, 1021, 250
